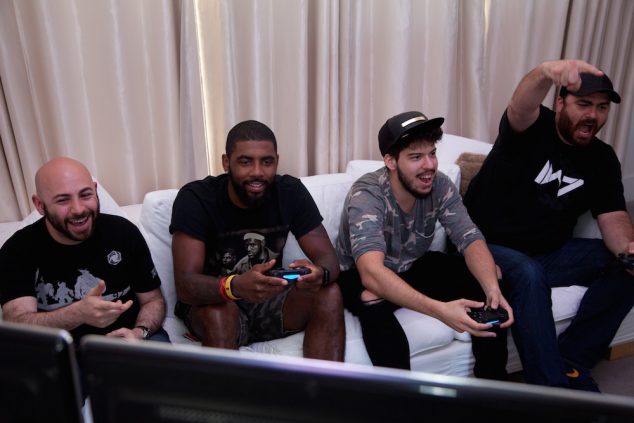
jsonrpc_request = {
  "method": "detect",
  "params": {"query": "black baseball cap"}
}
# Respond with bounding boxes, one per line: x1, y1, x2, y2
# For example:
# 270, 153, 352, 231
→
378, 111, 445, 156
559, 72, 621, 104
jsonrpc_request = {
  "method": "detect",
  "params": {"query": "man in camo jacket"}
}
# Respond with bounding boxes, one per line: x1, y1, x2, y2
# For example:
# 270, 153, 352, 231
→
336, 111, 513, 378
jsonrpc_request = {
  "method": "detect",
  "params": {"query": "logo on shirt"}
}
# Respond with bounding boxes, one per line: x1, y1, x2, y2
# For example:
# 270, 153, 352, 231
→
107, 250, 122, 266
534, 160, 584, 197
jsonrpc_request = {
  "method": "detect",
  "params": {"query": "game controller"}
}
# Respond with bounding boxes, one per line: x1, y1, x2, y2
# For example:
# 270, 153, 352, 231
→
617, 253, 634, 270
265, 267, 311, 281
468, 306, 509, 325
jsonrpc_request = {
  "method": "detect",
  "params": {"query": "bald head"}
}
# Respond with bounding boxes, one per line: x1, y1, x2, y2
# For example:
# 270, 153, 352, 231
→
35, 157, 93, 200
32, 157, 99, 245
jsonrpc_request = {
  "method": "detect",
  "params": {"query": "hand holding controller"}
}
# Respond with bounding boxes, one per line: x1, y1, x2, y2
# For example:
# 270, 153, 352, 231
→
265, 267, 311, 281
617, 253, 634, 270
468, 306, 509, 325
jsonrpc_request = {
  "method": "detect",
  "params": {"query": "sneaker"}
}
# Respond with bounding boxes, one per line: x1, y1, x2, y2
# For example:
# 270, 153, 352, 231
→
565, 367, 601, 393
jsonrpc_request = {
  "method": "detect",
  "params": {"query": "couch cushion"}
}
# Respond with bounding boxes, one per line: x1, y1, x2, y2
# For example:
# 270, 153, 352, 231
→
282, 173, 354, 265
139, 189, 179, 317
436, 134, 493, 165
455, 152, 487, 196
394, 308, 456, 355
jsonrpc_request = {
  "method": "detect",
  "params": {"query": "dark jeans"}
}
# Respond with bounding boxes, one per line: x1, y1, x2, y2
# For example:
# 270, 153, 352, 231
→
338, 251, 508, 379
489, 238, 634, 387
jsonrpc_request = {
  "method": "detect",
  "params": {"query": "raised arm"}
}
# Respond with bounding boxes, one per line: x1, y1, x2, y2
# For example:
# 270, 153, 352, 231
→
507, 60, 603, 133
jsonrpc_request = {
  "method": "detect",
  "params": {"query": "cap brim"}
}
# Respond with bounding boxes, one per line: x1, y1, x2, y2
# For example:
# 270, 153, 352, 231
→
400, 117, 445, 140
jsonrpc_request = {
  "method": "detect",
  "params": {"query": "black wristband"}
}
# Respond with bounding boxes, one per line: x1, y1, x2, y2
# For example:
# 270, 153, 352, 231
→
320, 266, 330, 287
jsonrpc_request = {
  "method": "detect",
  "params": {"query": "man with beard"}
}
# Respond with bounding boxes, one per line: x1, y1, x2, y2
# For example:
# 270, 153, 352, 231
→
0, 157, 168, 343
464, 60, 634, 391
170, 120, 344, 360
336, 111, 513, 377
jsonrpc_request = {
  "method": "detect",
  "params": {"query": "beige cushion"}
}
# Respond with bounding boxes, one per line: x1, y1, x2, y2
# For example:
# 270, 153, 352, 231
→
455, 152, 487, 196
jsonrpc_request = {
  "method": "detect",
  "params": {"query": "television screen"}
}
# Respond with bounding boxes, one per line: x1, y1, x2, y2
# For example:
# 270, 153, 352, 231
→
80, 336, 634, 423
0, 321, 83, 423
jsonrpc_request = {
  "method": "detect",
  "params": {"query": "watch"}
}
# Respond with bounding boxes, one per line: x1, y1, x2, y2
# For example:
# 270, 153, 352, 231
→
320, 266, 330, 287
135, 325, 150, 339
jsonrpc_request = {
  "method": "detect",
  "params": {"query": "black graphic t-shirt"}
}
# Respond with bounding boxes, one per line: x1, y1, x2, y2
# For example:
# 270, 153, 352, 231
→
0, 214, 161, 340
169, 173, 322, 284
464, 106, 625, 255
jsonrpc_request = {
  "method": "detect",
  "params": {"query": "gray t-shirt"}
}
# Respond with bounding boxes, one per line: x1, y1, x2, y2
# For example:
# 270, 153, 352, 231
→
336, 167, 484, 273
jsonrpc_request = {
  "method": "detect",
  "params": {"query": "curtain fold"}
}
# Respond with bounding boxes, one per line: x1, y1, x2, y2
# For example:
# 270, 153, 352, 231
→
0, 0, 632, 223
0, 0, 185, 221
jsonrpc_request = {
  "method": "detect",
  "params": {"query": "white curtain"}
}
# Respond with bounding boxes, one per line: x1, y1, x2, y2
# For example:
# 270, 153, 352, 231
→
0, 0, 186, 213
1, 0, 632, 223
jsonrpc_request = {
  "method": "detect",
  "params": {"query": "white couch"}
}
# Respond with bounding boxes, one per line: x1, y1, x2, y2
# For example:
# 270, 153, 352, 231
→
2, 134, 633, 377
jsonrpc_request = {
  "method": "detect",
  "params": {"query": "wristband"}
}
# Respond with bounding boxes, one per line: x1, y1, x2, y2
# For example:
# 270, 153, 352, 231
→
224, 274, 241, 300
218, 276, 231, 301
320, 266, 330, 287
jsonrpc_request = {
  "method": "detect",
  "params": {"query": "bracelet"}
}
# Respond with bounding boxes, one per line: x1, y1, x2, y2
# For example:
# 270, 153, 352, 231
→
224, 274, 241, 300
218, 276, 231, 301
135, 325, 150, 339
320, 266, 330, 287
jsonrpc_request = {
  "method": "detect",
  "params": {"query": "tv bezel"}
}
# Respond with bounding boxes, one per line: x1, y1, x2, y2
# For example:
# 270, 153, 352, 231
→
80, 335, 634, 423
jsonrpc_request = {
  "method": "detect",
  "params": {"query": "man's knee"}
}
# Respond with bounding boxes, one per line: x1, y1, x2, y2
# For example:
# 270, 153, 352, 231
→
493, 251, 546, 292
191, 303, 239, 347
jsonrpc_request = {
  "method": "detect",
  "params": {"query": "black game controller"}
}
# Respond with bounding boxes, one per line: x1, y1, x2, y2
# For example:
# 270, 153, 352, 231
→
468, 307, 509, 325
617, 254, 634, 270
265, 267, 311, 281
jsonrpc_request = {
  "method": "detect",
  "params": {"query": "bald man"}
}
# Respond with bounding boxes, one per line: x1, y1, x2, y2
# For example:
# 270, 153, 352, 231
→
0, 157, 168, 343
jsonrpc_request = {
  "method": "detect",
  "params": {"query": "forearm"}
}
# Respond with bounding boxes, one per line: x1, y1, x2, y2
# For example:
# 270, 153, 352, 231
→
508, 63, 553, 123
134, 298, 166, 334
463, 240, 501, 296
3, 300, 84, 331
507, 60, 603, 133
175, 272, 225, 305
598, 211, 634, 255
356, 253, 444, 318
317, 255, 340, 283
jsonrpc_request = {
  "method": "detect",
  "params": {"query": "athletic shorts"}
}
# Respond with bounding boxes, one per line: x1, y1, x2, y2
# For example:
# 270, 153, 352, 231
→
175, 285, 299, 346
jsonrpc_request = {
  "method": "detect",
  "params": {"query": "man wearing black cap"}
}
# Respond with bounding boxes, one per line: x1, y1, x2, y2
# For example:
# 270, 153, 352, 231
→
464, 60, 634, 391
336, 111, 514, 378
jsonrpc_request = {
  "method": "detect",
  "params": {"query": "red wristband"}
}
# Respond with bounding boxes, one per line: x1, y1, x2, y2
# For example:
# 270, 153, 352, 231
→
218, 276, 231, 301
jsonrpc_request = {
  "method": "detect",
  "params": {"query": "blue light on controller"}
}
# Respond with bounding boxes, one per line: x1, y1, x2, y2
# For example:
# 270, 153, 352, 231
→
283, 274, 300, 280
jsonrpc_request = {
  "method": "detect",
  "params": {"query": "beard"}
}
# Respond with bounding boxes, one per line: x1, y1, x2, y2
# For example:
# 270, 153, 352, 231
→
557, 107, 601, 147
396, 166, 433, 199
44, 198, 100, 242
228, 170, 274, 208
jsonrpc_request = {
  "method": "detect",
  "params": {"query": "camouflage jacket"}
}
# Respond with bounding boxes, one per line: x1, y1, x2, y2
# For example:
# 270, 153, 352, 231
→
336, 167, 484, 273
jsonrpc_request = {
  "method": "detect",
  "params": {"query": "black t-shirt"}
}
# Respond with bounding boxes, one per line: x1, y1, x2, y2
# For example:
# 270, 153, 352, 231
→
0, 214, 161, 340
169, 174, 323, 279
464, 106, 625, 255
